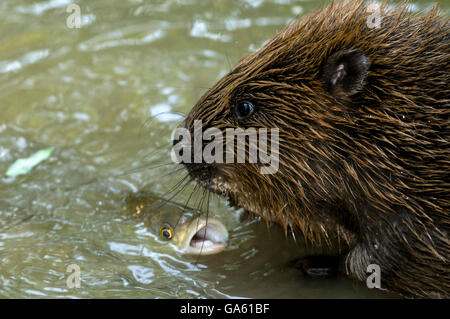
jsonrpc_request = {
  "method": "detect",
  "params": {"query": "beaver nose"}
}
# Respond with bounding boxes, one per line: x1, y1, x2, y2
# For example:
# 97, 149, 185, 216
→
172, 119, 187, 147
172, 135, 182, 147
172, 119, 193, 164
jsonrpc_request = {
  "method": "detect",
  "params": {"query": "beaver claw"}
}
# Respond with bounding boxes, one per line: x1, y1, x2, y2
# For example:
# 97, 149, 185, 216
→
291, 256, 340, 279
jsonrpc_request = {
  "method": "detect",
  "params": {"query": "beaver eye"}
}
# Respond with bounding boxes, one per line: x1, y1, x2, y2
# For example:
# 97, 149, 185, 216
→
234, 101, 255, 120
160, 226, 173, 240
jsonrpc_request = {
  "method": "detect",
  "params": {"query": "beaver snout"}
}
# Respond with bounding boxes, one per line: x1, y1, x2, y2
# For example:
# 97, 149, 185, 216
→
171, 119, 218, 184
171, 138, 213, 189
172, 119, 187, 146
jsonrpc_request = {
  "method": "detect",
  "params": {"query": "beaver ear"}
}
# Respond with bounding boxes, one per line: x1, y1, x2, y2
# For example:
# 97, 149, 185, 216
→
323, 49, 369, 97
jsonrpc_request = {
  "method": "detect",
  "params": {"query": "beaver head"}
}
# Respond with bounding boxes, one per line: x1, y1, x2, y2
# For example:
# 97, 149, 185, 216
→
175, 0, 449, 298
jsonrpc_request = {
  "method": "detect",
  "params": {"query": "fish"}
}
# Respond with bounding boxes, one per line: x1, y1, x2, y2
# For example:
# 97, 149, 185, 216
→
125, 191, 229, 255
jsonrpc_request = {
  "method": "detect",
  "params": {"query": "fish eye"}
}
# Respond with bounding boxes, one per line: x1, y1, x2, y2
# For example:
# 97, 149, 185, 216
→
234, 100, 255, 120
160, 226, 173, 240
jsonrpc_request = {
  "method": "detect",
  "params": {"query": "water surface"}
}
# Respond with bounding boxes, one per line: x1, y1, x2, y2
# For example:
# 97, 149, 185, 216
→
1, 0, 446, 298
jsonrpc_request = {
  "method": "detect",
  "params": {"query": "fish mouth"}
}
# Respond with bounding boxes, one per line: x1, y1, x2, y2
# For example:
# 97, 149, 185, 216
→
178, 217, 229, 255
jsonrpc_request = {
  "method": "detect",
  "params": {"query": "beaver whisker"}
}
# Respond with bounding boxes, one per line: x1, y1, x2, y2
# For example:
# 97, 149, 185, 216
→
63, 161, 177, 192
198, 174, 214, 257
139, 111, 187, 138
150, 172, 194, 211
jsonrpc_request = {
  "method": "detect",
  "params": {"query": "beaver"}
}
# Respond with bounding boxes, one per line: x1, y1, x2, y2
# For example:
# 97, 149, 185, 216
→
176, 0, 449, 298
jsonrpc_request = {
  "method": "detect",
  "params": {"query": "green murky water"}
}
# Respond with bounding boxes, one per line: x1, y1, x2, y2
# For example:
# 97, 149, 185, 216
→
0, 0, 447, 298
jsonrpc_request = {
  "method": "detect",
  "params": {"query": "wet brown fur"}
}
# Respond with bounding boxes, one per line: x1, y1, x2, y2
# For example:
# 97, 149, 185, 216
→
182, 0, 449, 298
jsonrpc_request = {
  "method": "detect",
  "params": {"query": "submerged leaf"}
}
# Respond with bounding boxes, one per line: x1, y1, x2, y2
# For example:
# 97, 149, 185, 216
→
6, 147, 54, 177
